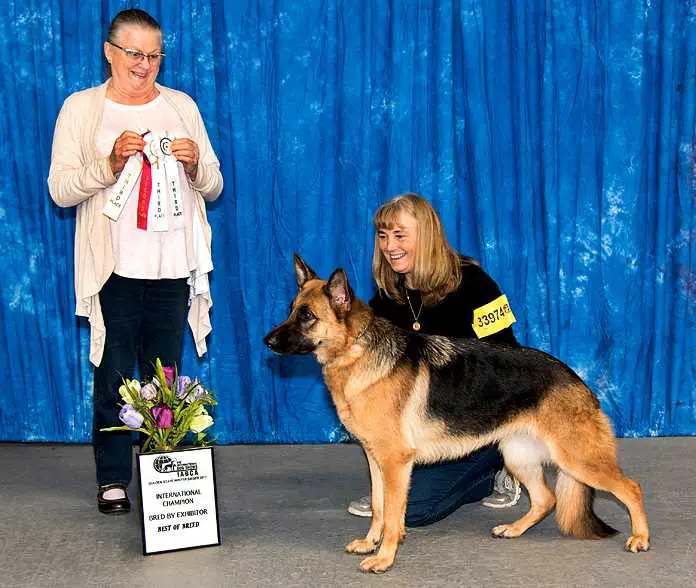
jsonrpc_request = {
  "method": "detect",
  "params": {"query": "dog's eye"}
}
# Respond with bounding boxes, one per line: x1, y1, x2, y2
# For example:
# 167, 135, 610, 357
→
297, 306, 316, 322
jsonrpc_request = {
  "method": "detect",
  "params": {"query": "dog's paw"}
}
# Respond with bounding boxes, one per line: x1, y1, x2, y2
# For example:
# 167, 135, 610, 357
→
625, 534, 650, 552
491, 524, 524, 538
359, 554, 394, 574
345, 538, 379, 554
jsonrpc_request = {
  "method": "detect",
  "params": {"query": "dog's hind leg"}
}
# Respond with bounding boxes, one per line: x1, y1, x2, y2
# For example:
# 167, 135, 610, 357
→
492, 435, 556, 538
536, 383, 649, 551
357, 444, 415, 574
346, 451, 384, 555
606, 475, 649, 553
546, 409, 649, 551
554, 455, 649, 552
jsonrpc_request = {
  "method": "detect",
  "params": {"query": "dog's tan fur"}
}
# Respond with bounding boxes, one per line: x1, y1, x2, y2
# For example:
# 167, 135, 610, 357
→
264, 257, 650, 573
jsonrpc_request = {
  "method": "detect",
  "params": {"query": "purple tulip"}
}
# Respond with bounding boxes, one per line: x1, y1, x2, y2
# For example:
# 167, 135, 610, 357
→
176, 376, 193, 399
162, 366, 175, 387
119, 405, 144, 429
152, 405, 174, 429
140, 383, 157, 401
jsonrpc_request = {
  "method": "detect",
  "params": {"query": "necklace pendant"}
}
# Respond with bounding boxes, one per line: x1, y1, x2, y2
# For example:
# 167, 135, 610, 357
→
412, 321, 421, 331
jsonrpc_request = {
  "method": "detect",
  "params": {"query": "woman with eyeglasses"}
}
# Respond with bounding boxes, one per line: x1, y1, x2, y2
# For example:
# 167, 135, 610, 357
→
48, 9, 222, 515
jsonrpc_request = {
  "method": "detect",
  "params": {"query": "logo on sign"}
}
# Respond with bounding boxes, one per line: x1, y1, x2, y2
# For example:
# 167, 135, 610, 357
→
152, 455, 199, 477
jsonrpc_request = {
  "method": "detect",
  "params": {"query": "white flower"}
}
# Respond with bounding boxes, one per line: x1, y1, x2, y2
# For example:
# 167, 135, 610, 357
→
190, 413, 214, 433
118, 379, 141, 404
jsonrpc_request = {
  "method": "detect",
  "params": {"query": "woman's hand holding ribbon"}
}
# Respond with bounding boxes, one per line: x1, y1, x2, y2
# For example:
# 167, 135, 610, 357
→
171, 138, 199, 181
109, 131, 145, 175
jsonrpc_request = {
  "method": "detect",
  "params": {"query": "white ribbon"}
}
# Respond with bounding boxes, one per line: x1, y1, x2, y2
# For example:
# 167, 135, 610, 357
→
148, 156, 168, 232
164, 153, 184, 230
146, 131, 184, 231
102, 153, 142, 221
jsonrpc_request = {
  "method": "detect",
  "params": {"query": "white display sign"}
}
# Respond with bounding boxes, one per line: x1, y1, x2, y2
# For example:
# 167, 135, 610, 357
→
137, 447, 220, 555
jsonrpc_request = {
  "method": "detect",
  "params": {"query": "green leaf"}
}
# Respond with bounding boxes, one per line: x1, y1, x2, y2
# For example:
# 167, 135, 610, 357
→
100, 426, 148, 434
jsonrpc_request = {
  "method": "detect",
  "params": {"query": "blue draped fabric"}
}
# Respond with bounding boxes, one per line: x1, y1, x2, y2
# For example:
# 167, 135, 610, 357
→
0, 1, 693, 442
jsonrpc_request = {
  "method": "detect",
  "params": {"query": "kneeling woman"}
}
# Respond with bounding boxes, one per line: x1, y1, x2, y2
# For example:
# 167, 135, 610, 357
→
347, 192, 520, 526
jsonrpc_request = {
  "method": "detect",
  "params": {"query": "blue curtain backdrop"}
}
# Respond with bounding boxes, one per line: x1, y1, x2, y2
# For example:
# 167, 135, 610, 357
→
0, 1, 693, 443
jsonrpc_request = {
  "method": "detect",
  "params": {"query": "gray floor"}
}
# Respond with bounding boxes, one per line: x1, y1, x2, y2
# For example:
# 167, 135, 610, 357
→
1, 438, 694, 588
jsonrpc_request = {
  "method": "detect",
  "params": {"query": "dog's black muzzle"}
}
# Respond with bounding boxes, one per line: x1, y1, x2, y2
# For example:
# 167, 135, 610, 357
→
264, 323, 316, 355
263, 325, 285, 353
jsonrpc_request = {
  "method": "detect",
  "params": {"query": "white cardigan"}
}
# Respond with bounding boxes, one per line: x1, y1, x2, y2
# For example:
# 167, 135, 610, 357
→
48, 80, 223, 366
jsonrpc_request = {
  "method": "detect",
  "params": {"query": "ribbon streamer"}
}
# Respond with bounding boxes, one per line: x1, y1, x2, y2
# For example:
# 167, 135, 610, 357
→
149, 151, 168, 232
163, 152, 184, 230
136, 152, 153, 230
102, 153, 143, 221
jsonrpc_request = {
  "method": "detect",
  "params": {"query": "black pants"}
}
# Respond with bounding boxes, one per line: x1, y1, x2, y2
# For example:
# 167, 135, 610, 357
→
93, 274, 189, 486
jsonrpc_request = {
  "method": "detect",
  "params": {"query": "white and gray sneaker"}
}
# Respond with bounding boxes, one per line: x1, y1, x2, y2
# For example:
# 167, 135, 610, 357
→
481, 469, 522, 508
347, 495, 372, 517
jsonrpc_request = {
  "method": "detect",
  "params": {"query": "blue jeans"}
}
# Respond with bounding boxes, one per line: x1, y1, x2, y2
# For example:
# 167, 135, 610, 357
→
93, 274, 189, 486
405, 445, 503, 527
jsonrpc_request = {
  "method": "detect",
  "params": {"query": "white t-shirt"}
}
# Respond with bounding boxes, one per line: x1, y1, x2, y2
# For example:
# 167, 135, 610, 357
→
98, 95, 193, 279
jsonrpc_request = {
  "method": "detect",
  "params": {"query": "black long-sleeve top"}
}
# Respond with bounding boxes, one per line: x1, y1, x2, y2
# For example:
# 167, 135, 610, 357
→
369, 262, 519, 346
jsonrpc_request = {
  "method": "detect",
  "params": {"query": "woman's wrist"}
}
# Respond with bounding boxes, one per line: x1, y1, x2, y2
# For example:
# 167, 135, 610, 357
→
106, 155, 120, 183
186, 164, 199, 182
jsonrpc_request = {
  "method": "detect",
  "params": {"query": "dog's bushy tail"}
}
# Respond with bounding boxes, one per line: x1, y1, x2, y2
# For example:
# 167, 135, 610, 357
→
554, 471, 618, 539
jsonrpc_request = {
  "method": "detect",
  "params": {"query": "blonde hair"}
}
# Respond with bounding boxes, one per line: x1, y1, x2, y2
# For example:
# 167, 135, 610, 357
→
372, 193, 473, 306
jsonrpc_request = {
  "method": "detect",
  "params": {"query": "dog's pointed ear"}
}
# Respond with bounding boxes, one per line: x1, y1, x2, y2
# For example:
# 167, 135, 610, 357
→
293, 253, 318, 287
325, 268, 353, 317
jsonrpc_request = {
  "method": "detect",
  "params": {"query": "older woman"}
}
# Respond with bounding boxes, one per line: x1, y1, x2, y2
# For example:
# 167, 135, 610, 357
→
48, 9, 223, 514
347, 193, 521, 526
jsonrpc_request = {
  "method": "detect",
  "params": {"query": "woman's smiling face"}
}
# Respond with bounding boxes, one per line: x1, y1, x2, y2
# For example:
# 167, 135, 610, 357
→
377, 211, 419, 275
104, 26, 162, 97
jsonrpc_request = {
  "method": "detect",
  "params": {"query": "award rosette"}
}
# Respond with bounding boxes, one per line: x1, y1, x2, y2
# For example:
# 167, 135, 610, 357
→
137, 446, 220, 555
103, 131, 184, 231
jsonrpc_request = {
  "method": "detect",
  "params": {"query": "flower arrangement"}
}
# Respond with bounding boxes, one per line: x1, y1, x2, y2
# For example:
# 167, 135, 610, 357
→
101, 359, 216, 453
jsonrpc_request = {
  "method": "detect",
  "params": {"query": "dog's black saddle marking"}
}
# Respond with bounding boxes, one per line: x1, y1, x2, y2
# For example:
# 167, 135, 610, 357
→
407, 334, 581, 435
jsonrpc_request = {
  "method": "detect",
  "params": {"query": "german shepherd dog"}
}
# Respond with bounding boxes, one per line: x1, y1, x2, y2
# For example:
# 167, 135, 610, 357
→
264, 255, 650, 573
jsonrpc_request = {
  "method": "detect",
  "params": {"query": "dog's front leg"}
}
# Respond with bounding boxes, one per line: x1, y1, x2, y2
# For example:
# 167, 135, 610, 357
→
346, 450, 384, 554
359, 447, 414, 574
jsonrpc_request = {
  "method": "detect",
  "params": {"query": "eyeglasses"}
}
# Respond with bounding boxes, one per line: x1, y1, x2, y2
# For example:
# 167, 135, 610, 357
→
107, 41, 165, 65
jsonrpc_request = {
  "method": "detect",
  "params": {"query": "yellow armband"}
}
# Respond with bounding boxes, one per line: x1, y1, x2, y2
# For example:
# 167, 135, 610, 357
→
472, 294, 516, 338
